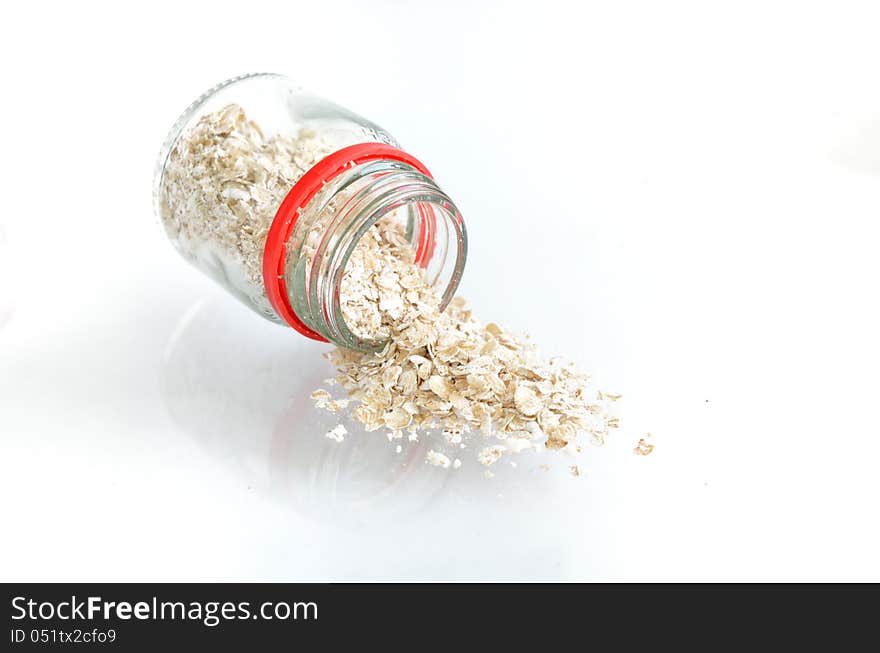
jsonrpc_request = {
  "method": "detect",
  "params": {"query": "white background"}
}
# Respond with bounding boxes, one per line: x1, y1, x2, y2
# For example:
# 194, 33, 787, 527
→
2, 1, 879, 582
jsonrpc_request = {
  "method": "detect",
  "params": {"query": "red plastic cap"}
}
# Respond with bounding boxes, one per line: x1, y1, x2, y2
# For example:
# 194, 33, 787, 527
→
262, 143, 433, 341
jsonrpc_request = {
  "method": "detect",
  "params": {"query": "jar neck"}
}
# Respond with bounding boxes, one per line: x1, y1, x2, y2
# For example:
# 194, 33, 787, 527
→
283, 157, 467, 352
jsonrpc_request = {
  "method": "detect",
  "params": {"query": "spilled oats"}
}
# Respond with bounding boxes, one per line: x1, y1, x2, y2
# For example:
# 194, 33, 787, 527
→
314, 219, 621, 469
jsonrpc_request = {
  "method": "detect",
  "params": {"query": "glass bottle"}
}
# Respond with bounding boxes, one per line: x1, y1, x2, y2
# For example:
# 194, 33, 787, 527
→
153, 73, 467, 352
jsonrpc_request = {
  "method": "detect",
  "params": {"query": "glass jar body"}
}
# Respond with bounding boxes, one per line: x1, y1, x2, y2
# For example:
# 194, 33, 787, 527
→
153, 73, 397, 322
153, 74, 467, 351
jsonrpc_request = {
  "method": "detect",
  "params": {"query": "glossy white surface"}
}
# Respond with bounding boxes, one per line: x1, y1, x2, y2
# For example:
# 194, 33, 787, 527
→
2, 1, 880, 581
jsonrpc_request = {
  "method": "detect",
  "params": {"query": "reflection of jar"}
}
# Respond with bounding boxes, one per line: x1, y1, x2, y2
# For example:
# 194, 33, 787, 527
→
153, 73, 467, 352
160, 297, 452, 526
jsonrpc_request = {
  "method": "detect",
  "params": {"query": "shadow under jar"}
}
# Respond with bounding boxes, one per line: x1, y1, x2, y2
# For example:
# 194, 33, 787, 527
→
153, 73, 467, 352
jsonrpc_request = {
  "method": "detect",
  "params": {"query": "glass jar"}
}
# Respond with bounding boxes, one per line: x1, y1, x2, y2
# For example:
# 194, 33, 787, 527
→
153, 73, 467, 352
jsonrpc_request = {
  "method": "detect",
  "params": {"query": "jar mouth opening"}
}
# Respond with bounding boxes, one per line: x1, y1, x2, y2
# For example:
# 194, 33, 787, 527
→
264, 143, 441, 341
263, 143, 467, 352
327, 197, 467, 353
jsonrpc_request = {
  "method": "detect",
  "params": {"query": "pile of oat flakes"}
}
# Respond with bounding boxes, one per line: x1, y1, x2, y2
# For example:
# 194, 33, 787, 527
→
313, 218, 621, 474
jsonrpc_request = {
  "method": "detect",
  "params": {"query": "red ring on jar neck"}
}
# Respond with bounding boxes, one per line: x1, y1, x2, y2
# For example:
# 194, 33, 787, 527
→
262, 143, 434, 341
